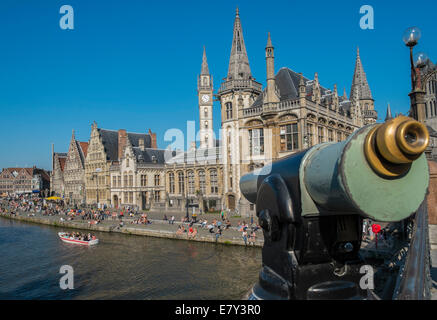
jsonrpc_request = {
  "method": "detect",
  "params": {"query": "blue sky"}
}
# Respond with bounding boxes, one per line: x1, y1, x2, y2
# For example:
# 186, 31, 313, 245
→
0, 0, 436, 170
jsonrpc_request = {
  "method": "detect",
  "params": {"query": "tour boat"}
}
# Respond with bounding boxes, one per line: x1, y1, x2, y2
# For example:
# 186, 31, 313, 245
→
58, 232, 99, 246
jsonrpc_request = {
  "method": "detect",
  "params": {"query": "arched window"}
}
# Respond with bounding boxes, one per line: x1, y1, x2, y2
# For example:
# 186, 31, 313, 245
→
198, 170, 206, 194
178, 172, 185, 195
188, 171, 195, 194
169, 172, 175, 193
280, 123, 298, 151
226, 102, 233, 119
249, 128, 264, 155
210, 170, 218, 194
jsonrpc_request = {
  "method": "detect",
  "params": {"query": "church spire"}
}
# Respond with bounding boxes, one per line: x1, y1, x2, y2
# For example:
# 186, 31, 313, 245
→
227, 7, 252, 80
201, 46, 209, 75
385, 103, 393, 121
350, 47, 373, 101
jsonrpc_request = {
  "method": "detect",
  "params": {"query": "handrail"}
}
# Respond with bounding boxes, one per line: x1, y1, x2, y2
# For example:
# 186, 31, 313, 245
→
393, 199, 432, 299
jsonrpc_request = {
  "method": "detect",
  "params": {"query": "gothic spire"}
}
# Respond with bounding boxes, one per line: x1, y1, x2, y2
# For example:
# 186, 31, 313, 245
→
201, 46, 209, 75
350, 47, 373, 101
385, 103, 393, 121
227, 7, 252, 80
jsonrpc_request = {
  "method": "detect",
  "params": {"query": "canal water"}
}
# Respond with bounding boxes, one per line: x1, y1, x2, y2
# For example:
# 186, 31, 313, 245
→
0, 218, 262, 299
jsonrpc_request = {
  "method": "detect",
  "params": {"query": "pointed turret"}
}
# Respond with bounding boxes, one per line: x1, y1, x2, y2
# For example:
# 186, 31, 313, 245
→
343, 88, 348, 100
263, 32, 279, 106
350, 47, 373, 101
385, 103, 393, 121
227, 7, 252, 80
350, 47, 377, 124
201, 46, 209, 75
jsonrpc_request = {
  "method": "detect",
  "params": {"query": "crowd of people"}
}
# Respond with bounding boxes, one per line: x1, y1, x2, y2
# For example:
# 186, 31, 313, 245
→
0, 195, 262, 246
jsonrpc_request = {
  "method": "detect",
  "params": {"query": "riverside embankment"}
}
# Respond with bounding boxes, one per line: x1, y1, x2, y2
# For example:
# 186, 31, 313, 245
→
0, 211, 263, 247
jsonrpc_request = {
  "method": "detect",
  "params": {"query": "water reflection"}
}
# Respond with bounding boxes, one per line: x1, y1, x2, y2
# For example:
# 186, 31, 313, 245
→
0, 218, 262, 300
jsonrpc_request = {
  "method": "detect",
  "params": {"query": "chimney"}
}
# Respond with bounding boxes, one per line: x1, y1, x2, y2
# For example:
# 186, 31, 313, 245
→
148, 129, 157, 149
118, 129, 127, 160
139, 138, 145, 151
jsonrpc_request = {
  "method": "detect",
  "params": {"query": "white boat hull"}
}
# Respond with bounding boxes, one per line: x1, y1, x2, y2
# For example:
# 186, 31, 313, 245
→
58, 232, 99, 246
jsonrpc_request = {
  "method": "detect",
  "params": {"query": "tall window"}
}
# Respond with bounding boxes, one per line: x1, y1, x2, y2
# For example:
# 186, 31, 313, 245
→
204, 108, 208, 117
129, 175, 133, 187
249, 128, 264, 155
154, 191, 160, 202
169, 172, 175, 193
280, 123, 298, 151
112, 176, 117, 187
141, 175, 147, 187
318, 127, 324, 143
117, 176, 121, 187
307, 123, 314, 147
337, 131, 342, 142
328, 129, 334, 142
210, 170, 218, 194
126, 158, 129, 167
128, 192, 133, 203
178, 172, 184, 195
226, 102, 233, 119
188, 171, 195, 194
123, 174, 128, 187
154, 174, 160, 186
198, 170, 206, 194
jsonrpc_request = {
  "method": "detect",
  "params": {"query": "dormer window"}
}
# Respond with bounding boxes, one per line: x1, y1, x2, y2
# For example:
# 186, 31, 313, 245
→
126, 158, 129, 167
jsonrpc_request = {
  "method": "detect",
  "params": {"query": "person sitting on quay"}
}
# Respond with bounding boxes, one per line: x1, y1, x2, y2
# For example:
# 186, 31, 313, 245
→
248, 231, 256, 245
176, 225, 185, 235
202, 219, 208, 228
215, 227, 222, 242
242, 229, 248, 246
188, 227, 197, 239
170, 215, 175, 224
225, 219, 231, 230
207, 223, 215, 233
163, 214, 168, 221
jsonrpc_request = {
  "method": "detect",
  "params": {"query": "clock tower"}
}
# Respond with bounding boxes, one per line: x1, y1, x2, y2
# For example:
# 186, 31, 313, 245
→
198, 46, 214, 149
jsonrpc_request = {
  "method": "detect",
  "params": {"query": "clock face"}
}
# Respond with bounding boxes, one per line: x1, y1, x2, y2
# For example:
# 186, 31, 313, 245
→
201, 94, 210, 103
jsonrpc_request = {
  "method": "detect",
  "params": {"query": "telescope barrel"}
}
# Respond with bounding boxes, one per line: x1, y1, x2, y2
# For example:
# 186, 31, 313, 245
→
240, 116, 430, 222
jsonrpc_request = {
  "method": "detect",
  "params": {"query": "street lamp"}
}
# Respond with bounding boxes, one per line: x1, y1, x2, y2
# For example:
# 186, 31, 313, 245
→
185, 172, 189, 221
403, 26, 428, 122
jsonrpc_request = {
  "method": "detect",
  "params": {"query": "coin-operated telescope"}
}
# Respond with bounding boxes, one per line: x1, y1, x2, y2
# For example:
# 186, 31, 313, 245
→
240, 116, 430, 300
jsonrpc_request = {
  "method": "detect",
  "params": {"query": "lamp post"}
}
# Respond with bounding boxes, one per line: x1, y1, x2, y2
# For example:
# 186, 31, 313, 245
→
403, 26, 429, 123
185, 172, 189, 221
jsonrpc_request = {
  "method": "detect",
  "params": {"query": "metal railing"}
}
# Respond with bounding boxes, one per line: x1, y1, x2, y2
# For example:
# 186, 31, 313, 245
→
393, 199, 432, 299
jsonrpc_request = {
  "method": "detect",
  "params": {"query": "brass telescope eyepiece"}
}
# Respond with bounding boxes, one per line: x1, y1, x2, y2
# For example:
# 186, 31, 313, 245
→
364, 116, 429, 178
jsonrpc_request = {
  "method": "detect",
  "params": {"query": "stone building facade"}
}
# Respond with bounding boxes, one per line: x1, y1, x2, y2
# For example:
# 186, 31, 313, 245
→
63, 130, 89, 205
164, 47, 224, 213
50, 151, 67, 197
165, 145, 224, 213
214, 9, 376, 215
84, 121, 157, 207
0, 167, 50, 195
420, 60, 437, 159
110, 137, 166, 210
